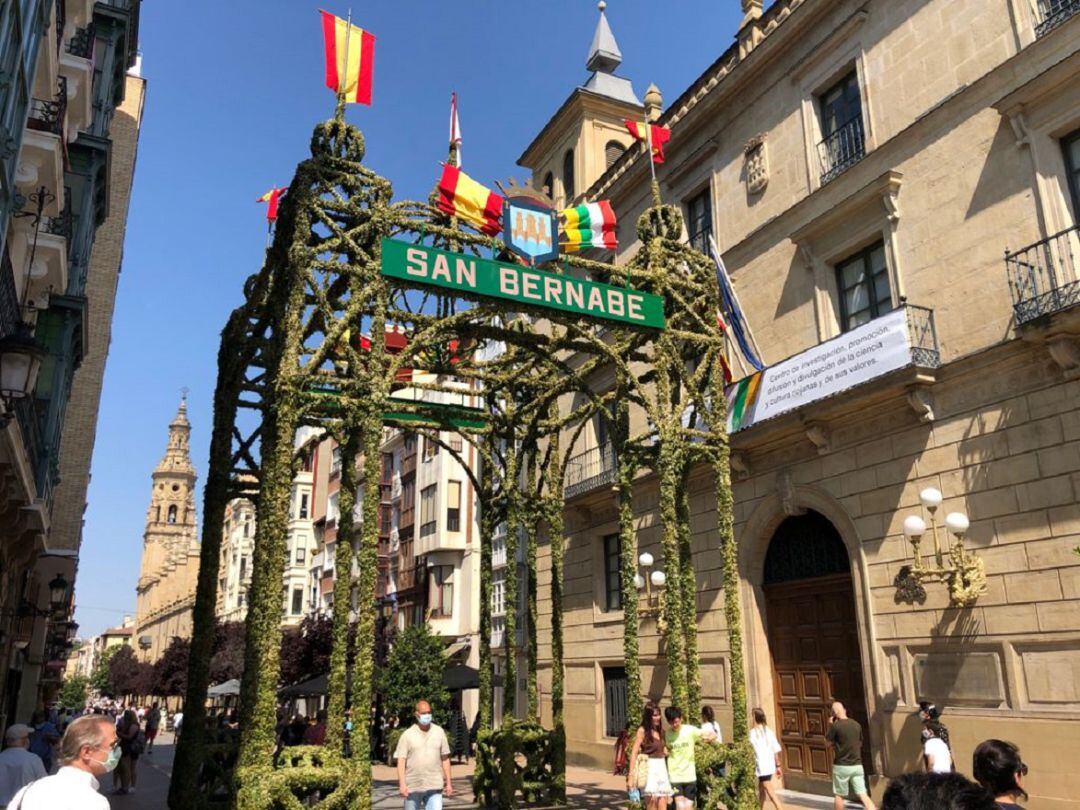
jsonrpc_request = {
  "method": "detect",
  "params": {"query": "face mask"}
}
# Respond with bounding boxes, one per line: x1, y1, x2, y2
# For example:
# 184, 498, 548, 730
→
95, 746, 121, 773
418, 713, 432, 726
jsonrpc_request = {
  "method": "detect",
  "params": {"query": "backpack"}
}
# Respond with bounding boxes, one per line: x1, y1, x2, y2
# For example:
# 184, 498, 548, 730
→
128, 729, 147, 756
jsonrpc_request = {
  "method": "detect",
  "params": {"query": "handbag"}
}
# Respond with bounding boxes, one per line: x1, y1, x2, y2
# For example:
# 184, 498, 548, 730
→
634, 752, 650, 789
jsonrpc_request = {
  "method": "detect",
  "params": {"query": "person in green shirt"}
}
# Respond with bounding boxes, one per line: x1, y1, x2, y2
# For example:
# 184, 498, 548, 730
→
663, 706, 717, 810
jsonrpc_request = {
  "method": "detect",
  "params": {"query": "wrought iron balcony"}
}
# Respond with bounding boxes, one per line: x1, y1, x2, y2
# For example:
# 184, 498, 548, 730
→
906, 304, 940, 368
0, 251, 21, 338
28, 78, 67, 137
1035, 0, 1080, 36
43, 208, 72, 238
1005, 224, 1080, 325
817, 116, 865, 185
66, 23, 95, 60
564, 442, 617, 499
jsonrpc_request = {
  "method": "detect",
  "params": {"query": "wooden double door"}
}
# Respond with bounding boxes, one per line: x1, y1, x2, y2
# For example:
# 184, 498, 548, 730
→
764, 573, 871, 789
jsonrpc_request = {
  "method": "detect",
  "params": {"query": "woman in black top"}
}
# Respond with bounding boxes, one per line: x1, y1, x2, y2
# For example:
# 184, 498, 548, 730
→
972, 739, 1028, 809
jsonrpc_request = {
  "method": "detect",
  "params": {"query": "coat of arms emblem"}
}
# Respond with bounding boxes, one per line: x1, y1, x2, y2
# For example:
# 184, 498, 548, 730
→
503, 197, 558, 266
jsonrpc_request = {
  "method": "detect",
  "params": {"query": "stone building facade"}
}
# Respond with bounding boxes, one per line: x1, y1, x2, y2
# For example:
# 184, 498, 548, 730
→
134, 399, 200, 663
523, 1, 1080, 805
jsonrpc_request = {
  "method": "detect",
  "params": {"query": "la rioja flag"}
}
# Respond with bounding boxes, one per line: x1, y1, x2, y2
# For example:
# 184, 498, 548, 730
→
320, 10, 375, 105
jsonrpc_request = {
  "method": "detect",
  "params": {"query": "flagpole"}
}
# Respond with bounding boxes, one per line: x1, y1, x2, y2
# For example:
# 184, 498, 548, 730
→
644, 114, 661, 206
711, 235, 764, 368
335, 7, 353, 120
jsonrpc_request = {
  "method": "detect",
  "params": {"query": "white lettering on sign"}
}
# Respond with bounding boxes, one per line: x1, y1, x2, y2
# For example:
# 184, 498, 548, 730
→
432, 253, 452, 283
522, 271, 541, 300
628, 295, 644, 321
544, 276, 562, 305
406, 248, 428, 277
587, 285, 604, 313
456, 257, 476, 288
607, 288, 625, 317
499, 266, 519, 296
566, 280, 584, 309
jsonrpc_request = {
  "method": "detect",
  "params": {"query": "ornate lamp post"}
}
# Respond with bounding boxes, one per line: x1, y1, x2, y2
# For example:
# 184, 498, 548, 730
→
633, 552, 666, 611
900, 487, 986, 607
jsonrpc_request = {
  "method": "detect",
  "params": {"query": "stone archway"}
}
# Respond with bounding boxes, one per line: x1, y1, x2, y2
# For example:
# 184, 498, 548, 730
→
737, 483, 885, 790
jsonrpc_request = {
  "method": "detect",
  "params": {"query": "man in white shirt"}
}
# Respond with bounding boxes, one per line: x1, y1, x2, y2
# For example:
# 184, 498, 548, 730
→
8, 715, 117, 809
0, 725, 45, 806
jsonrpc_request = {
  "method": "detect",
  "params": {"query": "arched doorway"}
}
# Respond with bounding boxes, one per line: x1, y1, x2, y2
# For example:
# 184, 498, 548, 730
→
762, 510, 871, 793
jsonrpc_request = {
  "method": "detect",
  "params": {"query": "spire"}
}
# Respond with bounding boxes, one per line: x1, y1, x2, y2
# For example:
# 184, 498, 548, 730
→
156, 394, 195, 477
171, 391, 190, 428
586, 1, 622, 73
582, 1, 640, 105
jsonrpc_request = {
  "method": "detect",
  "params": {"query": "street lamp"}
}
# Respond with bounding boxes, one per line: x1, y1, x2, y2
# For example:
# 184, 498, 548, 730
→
900, 487, 986, 607
634, 551, 666, 611
47, 573, 69, 614
0, 322, 46, 405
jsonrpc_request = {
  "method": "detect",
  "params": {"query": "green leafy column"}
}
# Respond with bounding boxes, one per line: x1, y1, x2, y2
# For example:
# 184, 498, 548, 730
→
523, 447, 539, 723
477, 440, 496, 732
501, 421, 522, 722
676, 471, 700, 718
614, 365, 643, 723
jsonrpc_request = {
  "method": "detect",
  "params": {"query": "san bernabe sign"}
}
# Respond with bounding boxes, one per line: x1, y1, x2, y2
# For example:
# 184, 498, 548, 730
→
380, 238, 665, 329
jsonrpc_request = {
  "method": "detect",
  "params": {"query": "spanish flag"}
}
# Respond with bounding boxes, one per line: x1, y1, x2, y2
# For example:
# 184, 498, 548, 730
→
437, 165, 503, 236
256, 187, 287, 222
320, 10, 375, 105
624, 120, 671, 164
560, 201, 617, 252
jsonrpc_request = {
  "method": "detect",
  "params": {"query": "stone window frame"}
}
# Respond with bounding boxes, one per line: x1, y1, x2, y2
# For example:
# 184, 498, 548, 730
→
792, 10, 875, 196
792, 170, 905, 342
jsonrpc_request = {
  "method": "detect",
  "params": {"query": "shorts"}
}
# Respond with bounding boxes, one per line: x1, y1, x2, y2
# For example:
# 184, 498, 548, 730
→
672, 781, 697, 799
832, 763, 867, 796
758, 774, 773, 783
146, 728, 158, 741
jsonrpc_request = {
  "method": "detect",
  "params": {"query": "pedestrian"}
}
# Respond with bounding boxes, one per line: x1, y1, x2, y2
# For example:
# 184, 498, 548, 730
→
749, 708, 785, 809
172, 708, 184, 741
882, 772, 995, 810
626, 702, 672, 810
972, 739, 1028, 809
825, 700, 875, 810
922, 723, 952, 774
145, 703, 161, 754
304, 710, 327, 746
663, 705, 716, 810
26, 712, 59, 774
700, 705, 723, 742
0, 724, 46, 807
7, 714, 118, 809
394, 700, 453, 810
113, 708, 142, 795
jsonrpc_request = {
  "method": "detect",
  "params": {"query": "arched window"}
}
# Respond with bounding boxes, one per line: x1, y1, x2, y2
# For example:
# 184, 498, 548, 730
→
605, 140, 625, 168
562, 150, 575, 202
155, 506, 161, 522
167, 505, 178, 524
763, 510, 848, 585
542, 171, 554, 200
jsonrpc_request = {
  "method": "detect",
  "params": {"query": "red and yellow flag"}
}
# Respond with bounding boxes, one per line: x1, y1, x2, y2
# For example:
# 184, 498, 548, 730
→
257, 187, 287, 222
320, 10, 375, 105
437, 165, 503, 235
624, 120, 671, 164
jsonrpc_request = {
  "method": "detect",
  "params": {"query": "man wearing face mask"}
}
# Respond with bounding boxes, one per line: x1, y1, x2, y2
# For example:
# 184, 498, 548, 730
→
393, 700, 453, 809
7, 715, 117, 809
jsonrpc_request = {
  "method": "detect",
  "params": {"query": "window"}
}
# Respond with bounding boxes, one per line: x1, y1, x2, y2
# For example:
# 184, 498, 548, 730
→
562, 150, 575, 202
420, 485, 438, 537
542, 171, 554, 199
1063, 129, 1080, 219
239, 556, 248, 580
492, 568, 506, 615
685, 188, 713, 254
381, 453, 394, 484
836, 241, 890, 332
331, 446, 342, 475
602, 533, 622, 612
244, 520, 251, 538
296, 546, 306, 564
327, 492, 340, 525
291, 588, 304, 615
403, 432, 417, 456
423, 435, 438, 460
449, 433, 463, 452
155, 506, 161, 523
298, 493, 309, 520
605, 140, 625, 169
167, 505, 177, 524
446, 480, 462, 532
400, 479, 416, 527
429, 565, 454, 617
603, 667, 628, 737
817, 70, 865, 183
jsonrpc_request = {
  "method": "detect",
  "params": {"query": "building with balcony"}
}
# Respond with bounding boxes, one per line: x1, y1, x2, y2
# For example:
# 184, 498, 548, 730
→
525, 1, 1080, 804
0, 0, 140, 727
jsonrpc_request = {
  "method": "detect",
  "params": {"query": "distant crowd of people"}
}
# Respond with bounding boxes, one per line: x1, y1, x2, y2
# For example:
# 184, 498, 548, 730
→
616, 697, 1031, 810
0, 699, 168, 807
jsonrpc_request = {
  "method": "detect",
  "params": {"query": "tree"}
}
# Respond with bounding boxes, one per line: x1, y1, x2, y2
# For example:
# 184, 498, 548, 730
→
154, 637, 191, 697
378, 624, 449, 726
210, 621, 246, 684
58, 673, 89, 708
107, 646, 142, 697
278, 613, 334, 687
90, 644, 120, 693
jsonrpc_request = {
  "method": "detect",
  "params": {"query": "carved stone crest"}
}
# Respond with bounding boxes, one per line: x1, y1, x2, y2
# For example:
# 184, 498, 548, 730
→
744, 133, 769, 194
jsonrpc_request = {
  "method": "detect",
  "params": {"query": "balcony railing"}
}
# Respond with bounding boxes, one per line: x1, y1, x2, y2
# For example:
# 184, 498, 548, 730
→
0, 251, 21, 337
28, 78, 67, 137
1035, 0, 1080, 36
1005, 224, 1080, 325
564, 442, 617, 499
43, 208, 72, 238
817, 116, 865, 184
906, 304, 941, 368
67, 23, 95, 59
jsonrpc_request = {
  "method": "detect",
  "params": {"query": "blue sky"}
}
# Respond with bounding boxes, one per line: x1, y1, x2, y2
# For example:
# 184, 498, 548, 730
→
74, 0, 743, 637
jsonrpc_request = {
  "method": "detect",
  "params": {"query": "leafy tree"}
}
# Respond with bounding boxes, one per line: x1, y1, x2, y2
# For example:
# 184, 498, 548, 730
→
90, 644, 120, 693
107, 646, 142, 697
378, 624, 449, 726
153, 637, 191, 696
278, 613, 334, 687
57, 673, 89, 708
210, 621, 246, 684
